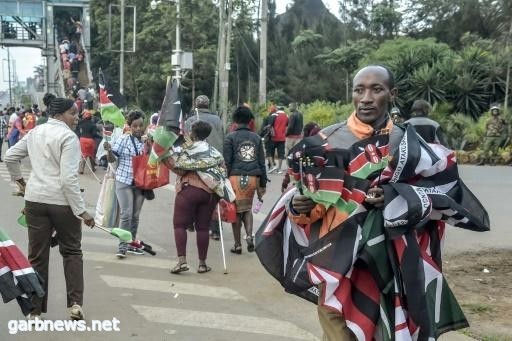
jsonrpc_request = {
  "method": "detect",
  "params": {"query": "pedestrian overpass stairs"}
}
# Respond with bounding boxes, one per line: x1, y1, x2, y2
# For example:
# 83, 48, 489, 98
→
0, 0, 91, 99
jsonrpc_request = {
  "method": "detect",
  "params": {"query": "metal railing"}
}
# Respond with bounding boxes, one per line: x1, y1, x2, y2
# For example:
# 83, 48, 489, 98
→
53, 28, 66, 97
79, 20, 93, 87
0, 16, 42, 41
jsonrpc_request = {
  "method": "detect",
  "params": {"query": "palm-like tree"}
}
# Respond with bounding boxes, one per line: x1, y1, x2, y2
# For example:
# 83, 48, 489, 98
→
406, 64, 447, 104
449, 71, 489, 119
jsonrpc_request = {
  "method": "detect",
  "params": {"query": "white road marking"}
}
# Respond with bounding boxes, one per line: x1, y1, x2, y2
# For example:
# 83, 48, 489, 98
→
83, 251, 175, 269
100, 274, 247, 301
132, 304, 320, 340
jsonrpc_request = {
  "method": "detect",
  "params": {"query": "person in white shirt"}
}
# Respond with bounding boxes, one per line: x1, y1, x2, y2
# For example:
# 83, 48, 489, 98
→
5, 93, 95, 321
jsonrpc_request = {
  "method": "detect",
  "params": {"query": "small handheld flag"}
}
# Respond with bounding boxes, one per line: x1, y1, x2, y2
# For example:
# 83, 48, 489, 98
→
147, 77, 181, 166
17, 213, 27, 228
98, 69, 126, 128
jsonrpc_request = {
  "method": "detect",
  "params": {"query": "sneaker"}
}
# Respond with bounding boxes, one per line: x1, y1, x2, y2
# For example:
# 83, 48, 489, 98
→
268, 166, 278, 174
26, 313, 41, 325
116, 249, 127, 259
127, 247, 144, 255
69, 304, 84, 320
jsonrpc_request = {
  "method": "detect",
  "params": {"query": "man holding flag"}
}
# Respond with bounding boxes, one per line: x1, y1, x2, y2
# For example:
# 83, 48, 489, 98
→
256, 65, 490, 341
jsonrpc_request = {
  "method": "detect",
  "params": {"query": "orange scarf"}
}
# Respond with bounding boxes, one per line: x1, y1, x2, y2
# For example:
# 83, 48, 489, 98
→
347, 111, 393, 139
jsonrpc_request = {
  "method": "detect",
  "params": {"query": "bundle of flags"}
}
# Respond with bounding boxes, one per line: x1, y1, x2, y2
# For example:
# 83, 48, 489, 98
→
256, 124, 489, 340
148, 77, 182, 166
98, 69, 126, 128
0, 228, 44, 316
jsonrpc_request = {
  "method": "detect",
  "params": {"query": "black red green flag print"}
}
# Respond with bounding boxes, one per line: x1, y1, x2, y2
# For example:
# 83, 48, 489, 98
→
0, 228, 44, 316
256, 124, 489, 340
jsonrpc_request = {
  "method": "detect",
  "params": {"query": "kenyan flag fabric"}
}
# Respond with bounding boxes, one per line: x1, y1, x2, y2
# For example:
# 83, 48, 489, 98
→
0, 228, 44, 316
256, 124, 489, 340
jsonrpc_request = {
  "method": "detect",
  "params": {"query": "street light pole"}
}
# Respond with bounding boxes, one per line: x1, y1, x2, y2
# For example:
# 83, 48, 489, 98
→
119, 0, 125, 94
174, 0, 181, 85
258, 0, 268, 106
151, 0, 181, 85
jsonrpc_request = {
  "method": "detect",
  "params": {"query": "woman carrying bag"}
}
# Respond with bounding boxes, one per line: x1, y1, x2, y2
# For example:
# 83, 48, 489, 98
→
104, 110, 147, 258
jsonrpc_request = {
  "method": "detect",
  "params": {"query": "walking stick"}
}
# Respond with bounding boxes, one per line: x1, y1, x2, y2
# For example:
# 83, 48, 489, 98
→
217, 204, 228, 274
81, 154, 103, 184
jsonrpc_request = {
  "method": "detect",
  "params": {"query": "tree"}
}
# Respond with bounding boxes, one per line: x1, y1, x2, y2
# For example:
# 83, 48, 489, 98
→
90, 0, 220, 111
315, 39, 374, 102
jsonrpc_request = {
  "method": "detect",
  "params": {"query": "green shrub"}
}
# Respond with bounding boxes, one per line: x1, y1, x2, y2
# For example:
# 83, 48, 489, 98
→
298, 101, 352, 128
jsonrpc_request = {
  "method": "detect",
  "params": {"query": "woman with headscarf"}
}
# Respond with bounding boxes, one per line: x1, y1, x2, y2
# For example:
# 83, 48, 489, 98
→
224, 106, 268, 254
77, 110, 100, 173
4, 93, 95, 321
103, 110, 147, 259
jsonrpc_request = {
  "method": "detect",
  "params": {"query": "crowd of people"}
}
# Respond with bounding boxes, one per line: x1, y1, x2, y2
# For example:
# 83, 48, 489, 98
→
0, 65, 496, 341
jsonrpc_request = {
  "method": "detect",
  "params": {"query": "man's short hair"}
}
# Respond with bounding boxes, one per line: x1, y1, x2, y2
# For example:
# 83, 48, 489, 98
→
288, 102, 297, 111
232, 106, 253, 124
195, 95, 210, 109
191, 120, 212, 140
411, 100, 432, 117
362, 65, 395, 89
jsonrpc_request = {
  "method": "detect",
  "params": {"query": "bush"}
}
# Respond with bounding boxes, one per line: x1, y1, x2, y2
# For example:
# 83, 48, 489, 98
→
431, 102, 488, 150
299, 101, 352, 128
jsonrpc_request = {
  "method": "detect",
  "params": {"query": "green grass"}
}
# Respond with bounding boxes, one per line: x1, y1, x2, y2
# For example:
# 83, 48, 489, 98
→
462, 303, 493, 314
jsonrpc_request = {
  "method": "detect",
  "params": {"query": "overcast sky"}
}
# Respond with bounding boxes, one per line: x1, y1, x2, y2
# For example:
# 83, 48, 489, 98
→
0, 0, 341, 93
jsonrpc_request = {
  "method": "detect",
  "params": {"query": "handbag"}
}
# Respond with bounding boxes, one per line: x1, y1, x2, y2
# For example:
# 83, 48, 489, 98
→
94, 164, 119, 227
131, 136, 170, 190
219, 199, 237, 223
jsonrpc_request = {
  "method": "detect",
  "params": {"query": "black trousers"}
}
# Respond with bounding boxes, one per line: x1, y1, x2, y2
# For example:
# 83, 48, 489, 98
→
25, 201, 84, 314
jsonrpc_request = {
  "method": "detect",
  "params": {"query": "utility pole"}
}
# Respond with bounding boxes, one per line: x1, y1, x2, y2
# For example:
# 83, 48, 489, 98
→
212, 0, 226, 113
219, 0, 233, 126
258, 0, 268, 106
213, 0, 225, 113
119, 0, 125, 94
7, 47, 13, 105
504, 17, 512, 114
174, 0, 181, 85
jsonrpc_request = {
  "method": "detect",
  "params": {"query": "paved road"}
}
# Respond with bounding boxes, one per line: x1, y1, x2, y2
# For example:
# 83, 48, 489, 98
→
0, 143, 507, 340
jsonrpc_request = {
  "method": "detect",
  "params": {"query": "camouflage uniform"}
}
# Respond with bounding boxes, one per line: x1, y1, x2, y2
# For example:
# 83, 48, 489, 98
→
481, 114, 507, 164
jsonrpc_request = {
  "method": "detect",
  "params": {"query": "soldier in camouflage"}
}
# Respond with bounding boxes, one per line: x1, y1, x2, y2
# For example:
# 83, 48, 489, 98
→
478, 105, 508, 165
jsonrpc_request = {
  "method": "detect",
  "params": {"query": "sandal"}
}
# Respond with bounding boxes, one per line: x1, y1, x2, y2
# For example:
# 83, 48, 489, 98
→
230, 244, 242, 254
197, 264, 211, 273
170, 263, 189, 274
246, 237, 255, 253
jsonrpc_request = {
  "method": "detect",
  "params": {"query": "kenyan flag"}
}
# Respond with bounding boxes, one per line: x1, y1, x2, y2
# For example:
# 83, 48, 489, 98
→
0, 228, 44, 316
98, 69, 126, 128
148, 77, 181, 166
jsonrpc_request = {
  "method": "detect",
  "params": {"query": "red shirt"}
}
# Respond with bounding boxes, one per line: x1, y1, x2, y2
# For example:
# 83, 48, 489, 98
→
272, 111, 288, 142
